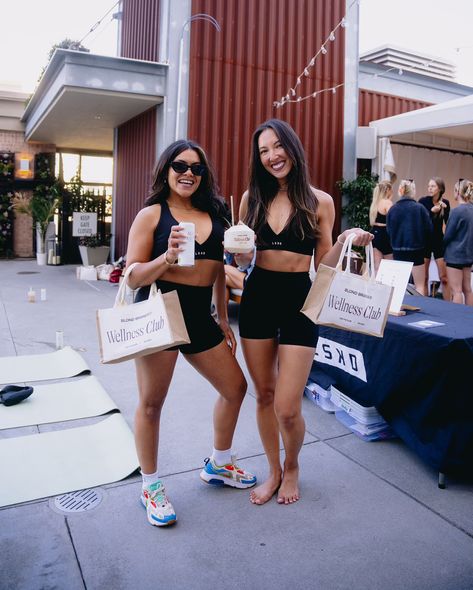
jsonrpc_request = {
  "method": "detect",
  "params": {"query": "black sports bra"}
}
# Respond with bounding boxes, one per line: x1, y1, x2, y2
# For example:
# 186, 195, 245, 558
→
374, 212, 387, 224
256, 221, 316, 256
150, 200, 225, 262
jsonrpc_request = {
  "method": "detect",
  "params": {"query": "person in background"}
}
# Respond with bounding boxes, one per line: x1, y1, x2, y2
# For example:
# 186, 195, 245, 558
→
125, 139, 256, 528
369, 180, 393, 273
235, 119, 372, 506
443, 179, 473, 305
224, 250, 256, 291
387, 179, 432, 295
419, 178, 451, 299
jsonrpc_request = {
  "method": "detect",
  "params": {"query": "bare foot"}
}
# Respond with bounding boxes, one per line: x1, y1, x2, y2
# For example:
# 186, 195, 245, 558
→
249, 472, 282, 505
277, 467, 300, 504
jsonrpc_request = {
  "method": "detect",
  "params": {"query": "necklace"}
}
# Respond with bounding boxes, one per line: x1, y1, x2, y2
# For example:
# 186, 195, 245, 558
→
169, 203, 195, 211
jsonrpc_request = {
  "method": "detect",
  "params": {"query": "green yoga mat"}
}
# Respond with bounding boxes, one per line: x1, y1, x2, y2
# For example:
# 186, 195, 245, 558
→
0, 376, 117, 430
0, 346, 90, 385
0, 413, 139, 507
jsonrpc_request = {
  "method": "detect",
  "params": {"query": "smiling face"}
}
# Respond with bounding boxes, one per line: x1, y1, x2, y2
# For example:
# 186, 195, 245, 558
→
428, 179, 439, 198
258, 128, 293, 184
167, 149, 202, 199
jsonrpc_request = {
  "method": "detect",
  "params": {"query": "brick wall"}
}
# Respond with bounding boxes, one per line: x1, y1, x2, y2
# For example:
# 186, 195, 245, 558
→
0, 131, 56, 257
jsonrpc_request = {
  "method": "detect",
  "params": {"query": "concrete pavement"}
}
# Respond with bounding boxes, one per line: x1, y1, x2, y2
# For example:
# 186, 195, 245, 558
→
0, 259, 472, 590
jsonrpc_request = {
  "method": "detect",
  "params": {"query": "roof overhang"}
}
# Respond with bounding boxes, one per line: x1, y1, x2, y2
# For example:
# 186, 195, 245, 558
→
22, 49, 168, 152
369, 93, 473, 153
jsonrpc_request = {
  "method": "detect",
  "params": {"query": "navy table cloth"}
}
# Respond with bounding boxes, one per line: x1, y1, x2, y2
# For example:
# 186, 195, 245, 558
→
313, 295, 473, 474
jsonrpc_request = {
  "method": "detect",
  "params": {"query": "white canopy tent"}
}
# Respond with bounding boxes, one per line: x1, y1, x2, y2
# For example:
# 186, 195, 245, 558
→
367, 93, 473, 201
366, 94, 473, 288
370, 93, 473, 144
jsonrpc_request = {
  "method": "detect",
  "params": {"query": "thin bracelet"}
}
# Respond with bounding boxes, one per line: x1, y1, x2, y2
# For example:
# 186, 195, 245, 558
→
336, 235, 345, 246
164, 251, 177, 265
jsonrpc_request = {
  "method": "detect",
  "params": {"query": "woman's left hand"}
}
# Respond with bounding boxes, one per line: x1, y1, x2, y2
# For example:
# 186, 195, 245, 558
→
218, 319, 237, 355
339, 228, 374, 247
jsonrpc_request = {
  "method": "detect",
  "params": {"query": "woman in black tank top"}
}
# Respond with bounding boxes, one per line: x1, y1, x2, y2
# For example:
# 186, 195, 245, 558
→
125, 140, 256, 527
369, 180, 393, 272
236, 119, 373, 506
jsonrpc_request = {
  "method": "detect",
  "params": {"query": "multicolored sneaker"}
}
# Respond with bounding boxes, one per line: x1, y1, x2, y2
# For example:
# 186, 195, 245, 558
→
200, 456, 257, 489
140, 480, 176, 527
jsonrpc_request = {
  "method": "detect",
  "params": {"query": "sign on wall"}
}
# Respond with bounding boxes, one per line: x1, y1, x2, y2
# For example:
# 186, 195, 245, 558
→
72, 212, 97, 237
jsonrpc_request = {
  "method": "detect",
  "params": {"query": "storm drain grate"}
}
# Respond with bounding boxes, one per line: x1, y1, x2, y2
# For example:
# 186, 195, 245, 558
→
52, 489, 103, 513
17, 271, 40, 275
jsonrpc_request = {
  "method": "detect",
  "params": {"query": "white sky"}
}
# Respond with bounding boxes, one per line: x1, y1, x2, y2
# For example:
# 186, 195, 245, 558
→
1, 0, 473, 92
359, 0, 473, 87
1, 0, 119, 92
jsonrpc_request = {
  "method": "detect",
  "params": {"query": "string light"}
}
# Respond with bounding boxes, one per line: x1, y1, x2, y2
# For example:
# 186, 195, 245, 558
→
273, 0, 358, 109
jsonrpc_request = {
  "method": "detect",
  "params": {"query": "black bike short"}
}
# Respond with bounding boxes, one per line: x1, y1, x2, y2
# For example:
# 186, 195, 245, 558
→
135, 280, 223, 355
239, 266, 318, 348
424, 236, 445, 260
371, 226, 392, 255
393, 249, 425, 267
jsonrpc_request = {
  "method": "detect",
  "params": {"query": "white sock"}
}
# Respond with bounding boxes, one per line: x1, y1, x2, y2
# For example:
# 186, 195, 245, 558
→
212, 448, 232, 466
141, 469, 160, 488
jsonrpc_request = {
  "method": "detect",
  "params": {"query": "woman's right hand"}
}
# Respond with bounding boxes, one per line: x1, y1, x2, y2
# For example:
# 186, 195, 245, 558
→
165, 225, 186, 264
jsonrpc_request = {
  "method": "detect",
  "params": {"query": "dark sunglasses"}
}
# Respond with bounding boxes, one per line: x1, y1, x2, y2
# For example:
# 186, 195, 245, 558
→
170, 161, 207, 176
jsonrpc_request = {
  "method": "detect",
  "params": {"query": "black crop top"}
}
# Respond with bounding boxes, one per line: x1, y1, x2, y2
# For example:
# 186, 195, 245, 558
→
150, 200, 225, 261
374, 212, 387, 224
256, 221, 316, 256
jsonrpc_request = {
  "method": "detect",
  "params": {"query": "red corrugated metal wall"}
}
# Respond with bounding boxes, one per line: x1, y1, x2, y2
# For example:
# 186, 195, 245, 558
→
114, 108, 157, 257
115, 0, 160, 255
188, 0, 346, 230
358, 89, 432, 126
121, 0, 160, 60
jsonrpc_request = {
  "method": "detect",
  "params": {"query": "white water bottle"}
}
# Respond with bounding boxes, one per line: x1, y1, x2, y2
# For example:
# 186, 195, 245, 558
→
178, 222, 195, 267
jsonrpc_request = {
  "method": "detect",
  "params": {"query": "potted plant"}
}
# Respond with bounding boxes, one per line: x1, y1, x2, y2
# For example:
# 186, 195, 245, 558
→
13, 185, 60, 265
337, 171, 379, 231
78, 233, 110, 266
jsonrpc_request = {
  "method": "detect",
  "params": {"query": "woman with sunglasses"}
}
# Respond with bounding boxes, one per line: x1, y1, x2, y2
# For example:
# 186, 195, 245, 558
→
234, 119, 372, 505
126, 140, 256, 527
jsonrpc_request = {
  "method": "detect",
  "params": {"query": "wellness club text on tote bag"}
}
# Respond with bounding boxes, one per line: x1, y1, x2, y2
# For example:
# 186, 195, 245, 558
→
96, 264, 190, 364
301, 234, 394, 338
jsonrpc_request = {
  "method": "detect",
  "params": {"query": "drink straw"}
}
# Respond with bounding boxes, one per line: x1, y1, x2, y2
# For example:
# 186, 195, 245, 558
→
230, 194, 235, 226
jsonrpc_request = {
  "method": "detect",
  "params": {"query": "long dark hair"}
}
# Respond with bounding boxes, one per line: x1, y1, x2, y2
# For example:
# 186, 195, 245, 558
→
243, 119, 318, 241
145, 139, 229, 222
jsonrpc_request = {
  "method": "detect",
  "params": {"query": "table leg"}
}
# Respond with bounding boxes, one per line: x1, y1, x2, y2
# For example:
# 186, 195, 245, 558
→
438, 472, 446, 489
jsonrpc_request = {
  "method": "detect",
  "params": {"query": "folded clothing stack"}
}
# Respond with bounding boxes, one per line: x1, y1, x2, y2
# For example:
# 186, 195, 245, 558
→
330, 385, 396, 441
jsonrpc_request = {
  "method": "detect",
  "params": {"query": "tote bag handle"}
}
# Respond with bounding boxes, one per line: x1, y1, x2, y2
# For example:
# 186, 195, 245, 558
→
335, 233, 376, 280
114, 262, 159, 307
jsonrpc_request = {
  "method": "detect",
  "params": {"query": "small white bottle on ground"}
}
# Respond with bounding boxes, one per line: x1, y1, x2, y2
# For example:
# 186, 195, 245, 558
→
178, 222, 195, 267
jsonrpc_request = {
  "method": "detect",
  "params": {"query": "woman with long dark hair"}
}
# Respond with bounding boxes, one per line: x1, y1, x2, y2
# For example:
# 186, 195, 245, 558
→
235, 119, 372, 505
126, 139, 256, 527
419, 177, 451, 298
